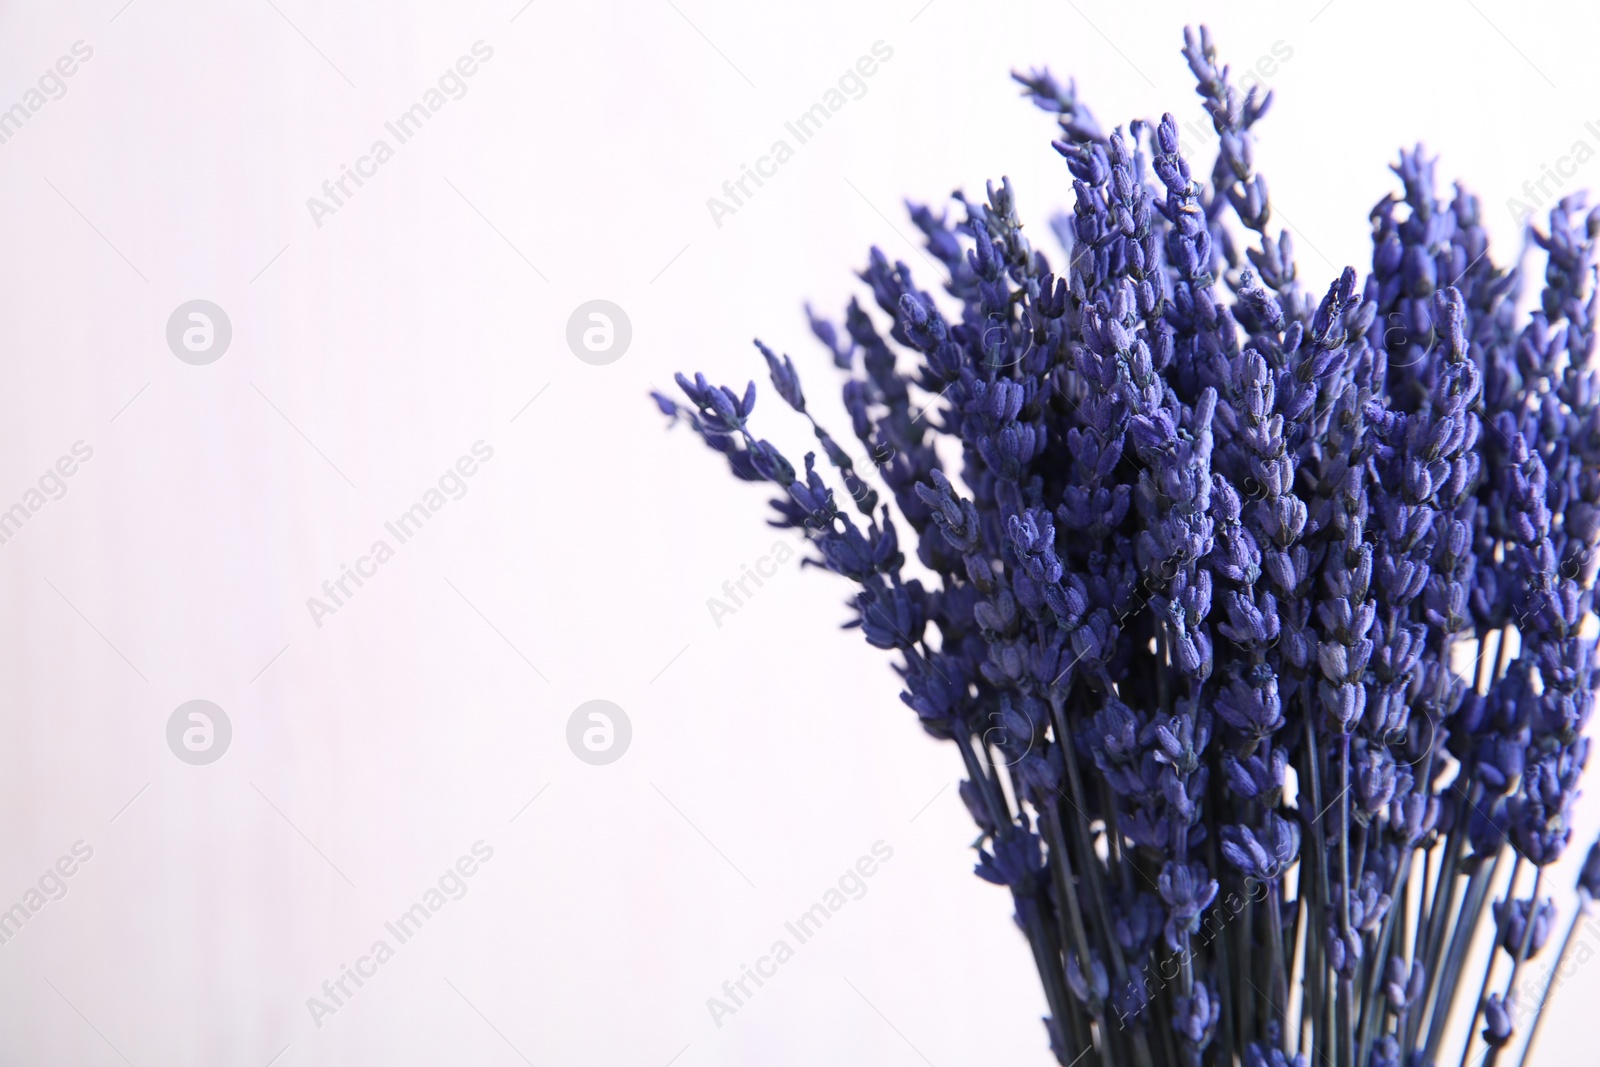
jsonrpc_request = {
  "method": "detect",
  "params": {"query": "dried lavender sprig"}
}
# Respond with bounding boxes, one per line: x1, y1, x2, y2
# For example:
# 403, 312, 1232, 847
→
655, 24, 1600, 1067
1514, 839, 1600, 1067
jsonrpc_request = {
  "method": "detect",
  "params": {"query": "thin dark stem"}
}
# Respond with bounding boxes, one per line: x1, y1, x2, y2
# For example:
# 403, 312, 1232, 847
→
1415, 790, 1476, 1050
1155, 623, 1172, 720
1268, 902, 1286, 1049
980, 731, 1014, 817
1483, 868, 1544, 1067
1240, 892, 1258, 1049
1337, 976, 1355, 1067
1029, 903, 1090, 1064
1514, 898, 1585, 1067
1339, 730, 1355, 1067
1326, 972, 1338, 1067
1294, 892, 1312, 1061
1048, 693, 1157, 1067
955, 723, 1010, 837
1050, 693, 1120, 966
1476, 627, 1500, 694
1304, 719, 1331, 1062
954, 725, 1085, 1064
1215, 887, 1239, 1061
1270, 889, 1290, 1046
1044, 804, 1093, 962
1357, 855, 1408, 1067
1411, 843, 1435, 998
1042, 804, 1117, 1065
1420, 844, 1446, 1011
1102, 776, 1132, 899
1423, 847, 1502, 1065
1088, 782, 1155, 1067
1459, 854, 1523, 1067
1493, 623, 1514, 683
1151, 970, 1182, 1067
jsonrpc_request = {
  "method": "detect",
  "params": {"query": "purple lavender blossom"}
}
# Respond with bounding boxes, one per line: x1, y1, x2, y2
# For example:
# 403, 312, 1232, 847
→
658, 24, 1600, 1067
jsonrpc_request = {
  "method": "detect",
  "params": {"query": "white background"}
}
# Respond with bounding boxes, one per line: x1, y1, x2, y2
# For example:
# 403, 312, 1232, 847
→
0, 0, 1597, 1064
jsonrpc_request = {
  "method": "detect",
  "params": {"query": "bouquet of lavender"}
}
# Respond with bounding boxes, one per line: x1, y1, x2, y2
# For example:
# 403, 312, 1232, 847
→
654, 27, 1600, 1067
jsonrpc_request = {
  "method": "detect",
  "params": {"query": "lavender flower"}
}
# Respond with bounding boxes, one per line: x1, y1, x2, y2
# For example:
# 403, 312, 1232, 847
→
1493, 895, 1557, 956
658, 24, 1600, 1067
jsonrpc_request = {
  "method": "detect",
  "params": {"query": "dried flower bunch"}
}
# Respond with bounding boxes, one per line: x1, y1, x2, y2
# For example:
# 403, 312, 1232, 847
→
655, 26, 1600, 1067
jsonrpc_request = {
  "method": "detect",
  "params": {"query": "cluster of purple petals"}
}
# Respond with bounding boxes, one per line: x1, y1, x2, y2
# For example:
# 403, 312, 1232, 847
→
655, 26, 1600, 1067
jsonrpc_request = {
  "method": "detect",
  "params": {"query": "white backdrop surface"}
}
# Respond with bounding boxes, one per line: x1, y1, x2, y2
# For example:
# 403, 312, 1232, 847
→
0, 1, 1598, 1064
